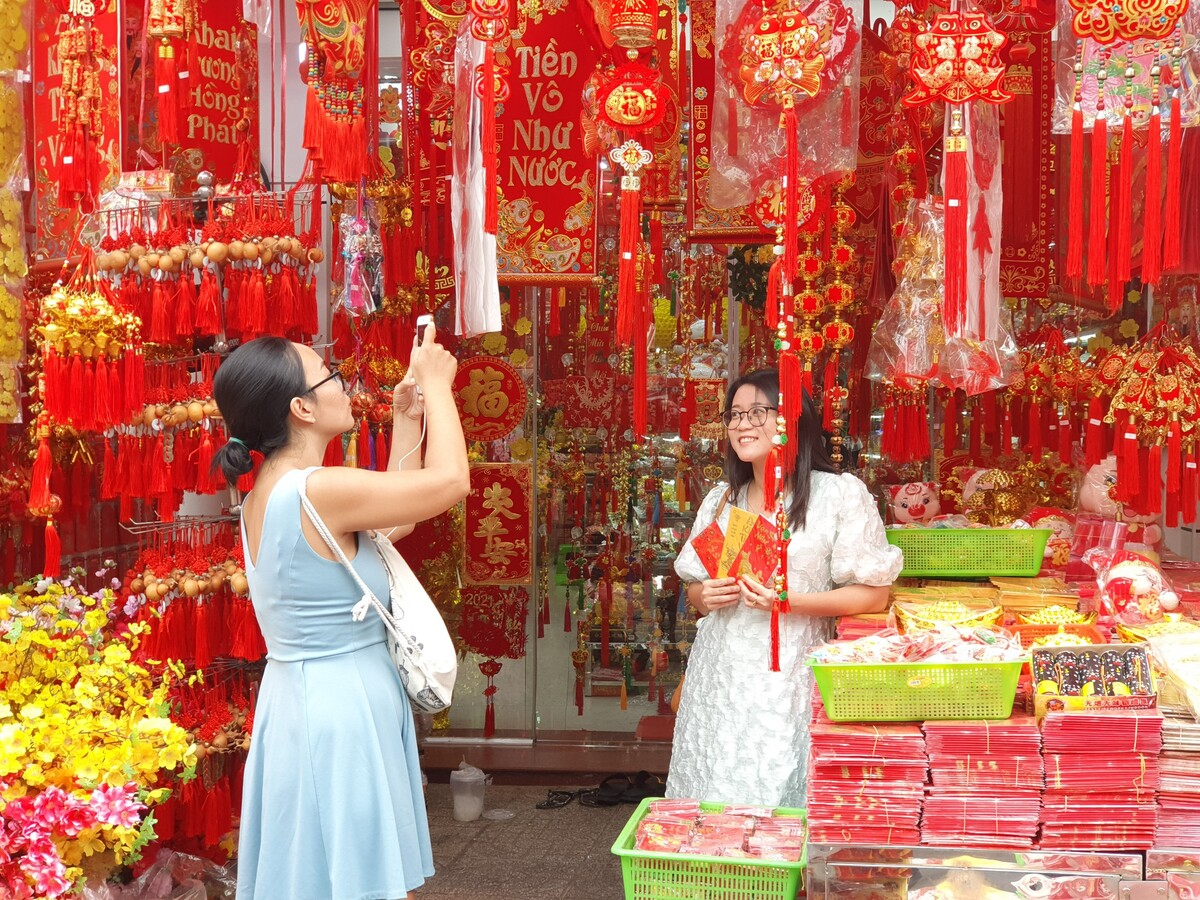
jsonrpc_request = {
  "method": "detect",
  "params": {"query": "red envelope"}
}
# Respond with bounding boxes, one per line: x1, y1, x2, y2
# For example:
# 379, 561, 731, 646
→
689, 521, 725, 579
729, 517, 781, 584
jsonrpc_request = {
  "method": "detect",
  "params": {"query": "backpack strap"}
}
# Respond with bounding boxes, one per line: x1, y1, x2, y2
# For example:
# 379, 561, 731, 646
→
714, 485, 734, 520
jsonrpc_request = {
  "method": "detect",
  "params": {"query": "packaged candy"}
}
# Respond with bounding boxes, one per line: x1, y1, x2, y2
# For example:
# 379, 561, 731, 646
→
1084, 548, 1180, 626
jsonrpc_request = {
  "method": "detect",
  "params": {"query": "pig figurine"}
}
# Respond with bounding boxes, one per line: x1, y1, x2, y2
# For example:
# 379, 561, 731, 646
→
888, 482, 942, 525
1077, 455, 1163, 549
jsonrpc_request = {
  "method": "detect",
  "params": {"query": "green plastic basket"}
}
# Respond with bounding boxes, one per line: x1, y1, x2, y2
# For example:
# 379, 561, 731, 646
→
611, 798, 806, 900
886, 528, 1052, 578
808, 658, 1025, 722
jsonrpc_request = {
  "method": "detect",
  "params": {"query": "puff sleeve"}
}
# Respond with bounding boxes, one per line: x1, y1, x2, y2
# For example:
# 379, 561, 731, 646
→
674, 483, 729, 584
829, 473, 904, 587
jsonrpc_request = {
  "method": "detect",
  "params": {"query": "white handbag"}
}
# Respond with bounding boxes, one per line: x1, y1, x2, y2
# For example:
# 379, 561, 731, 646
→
297, 473, 457, 713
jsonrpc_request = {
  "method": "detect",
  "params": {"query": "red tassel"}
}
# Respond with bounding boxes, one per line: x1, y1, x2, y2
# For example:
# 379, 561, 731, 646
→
617, 182, 642, 346
357, 422, 371, 470
30, 435, 52, 510
1028, 400, 1043, 460
633, 286, 648, 442
375, 429, 388, 471
1164, 92, 1183, 270
563, 594, 572, 633
968, 401, 983, 461
67, 356, 84, 427
243, 270, 267, 339
943, 391, 959, 453
196, 268, 221, 334
156, 40, 179, 144
481, 45, 498, 235
1119, 425, 1141, 501
43, 521, 61, 579
778, 352, 803, 473
150, 281, 170, 343
762, 446, 780, 509
195, 429, 215, 493
649, 214, 665, 287
194, 601, 211, 669
765, 258, 781, 330
484, 695, 497, 735
323, 436, 344, 467
1145, 444, 1164, 515
983, 392, 999, 451
1167, 418, 1183, 494
1067, 106, 1085, 279
769, 601, 781, 672
101, 439, 118, 501
1088, 116, 1109, 287
1143, 110, 1163, 285
1183, 446, 1198, 525
1115, 114, 1133, 284
943, 124, 968, 337
783, 106, 800, 282
1086, 395, 1105, 468
576, 677, 585, 716
176, 274, 197, 339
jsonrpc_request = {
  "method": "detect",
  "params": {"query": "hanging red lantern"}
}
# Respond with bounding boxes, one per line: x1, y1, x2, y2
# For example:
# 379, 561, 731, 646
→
609, 0, 656, 49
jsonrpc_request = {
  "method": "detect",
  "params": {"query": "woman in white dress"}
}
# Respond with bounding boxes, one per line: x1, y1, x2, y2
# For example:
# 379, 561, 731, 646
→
668, 368, 903, 808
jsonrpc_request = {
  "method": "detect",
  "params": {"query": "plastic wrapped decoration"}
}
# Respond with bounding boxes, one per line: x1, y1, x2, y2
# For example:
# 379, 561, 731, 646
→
338, 210, 383, 317
1014, 325, 1086, 464
55, 14, 107, 213
1085, 547, 1180, 625
1104, 322, 1200, 524
1052, 0, 1200, 297
711, 0, 861, 218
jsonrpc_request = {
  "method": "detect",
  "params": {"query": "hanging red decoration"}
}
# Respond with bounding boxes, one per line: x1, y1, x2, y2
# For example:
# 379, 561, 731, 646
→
609, 0, 656, 48
469, 0, 510, 234
901, 10, 1013, 108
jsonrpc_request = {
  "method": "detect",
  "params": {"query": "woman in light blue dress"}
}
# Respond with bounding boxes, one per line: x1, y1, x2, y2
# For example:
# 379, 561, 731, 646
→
213, 322, 469, 900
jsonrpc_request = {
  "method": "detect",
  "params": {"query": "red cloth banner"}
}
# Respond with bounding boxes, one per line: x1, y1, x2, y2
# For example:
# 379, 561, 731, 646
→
464, 463, 533, 585
495, 4, 598, 282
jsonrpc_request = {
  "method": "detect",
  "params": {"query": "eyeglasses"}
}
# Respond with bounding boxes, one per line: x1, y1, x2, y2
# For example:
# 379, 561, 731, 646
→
304, 370, 349, 395
721, 405, 777, 428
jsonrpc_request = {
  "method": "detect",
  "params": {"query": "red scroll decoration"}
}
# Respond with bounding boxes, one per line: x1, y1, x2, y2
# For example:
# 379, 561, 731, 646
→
469, 0, 510, 234
298, 0, 373, 183
464, 464, 533, 585
903, 9, 1011, 339
452, 356, 527, 442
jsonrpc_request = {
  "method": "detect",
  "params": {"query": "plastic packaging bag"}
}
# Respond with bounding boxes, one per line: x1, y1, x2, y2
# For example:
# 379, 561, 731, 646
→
1084, 547, 1180, 625
82, 848, 236, 900
337, 209, 383, 317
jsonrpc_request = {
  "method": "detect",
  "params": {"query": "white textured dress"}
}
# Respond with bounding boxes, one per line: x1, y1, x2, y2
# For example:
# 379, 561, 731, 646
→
668, 472, 904, 808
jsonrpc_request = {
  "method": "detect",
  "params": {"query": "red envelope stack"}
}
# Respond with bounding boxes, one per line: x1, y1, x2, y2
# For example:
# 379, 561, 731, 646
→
836, 613, 891, 641
1039, 710, 1163, 849
807, 715, 927, 846
1156, 716, 1200, 849
920, 716, 1044, 848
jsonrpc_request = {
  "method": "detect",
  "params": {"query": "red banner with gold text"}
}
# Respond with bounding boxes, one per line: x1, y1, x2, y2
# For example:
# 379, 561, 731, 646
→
495, 1, 598, 283
463, 463, 533, 585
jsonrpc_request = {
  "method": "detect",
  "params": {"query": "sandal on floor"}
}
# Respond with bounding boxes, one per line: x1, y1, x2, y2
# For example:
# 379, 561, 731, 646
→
535, 789, 581, 809
621, 770, 666, 804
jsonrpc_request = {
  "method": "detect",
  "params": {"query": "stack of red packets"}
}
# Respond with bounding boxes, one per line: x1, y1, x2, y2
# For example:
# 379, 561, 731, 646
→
1039, 710, 1163, 849
807, 714, 927, 846
633, 800, 806, 861
1156, 717, 1200, 849
921, 717, 1044, 848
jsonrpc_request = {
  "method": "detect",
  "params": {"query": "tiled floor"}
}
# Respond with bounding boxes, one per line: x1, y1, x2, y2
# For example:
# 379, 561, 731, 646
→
419, 783, 631, 899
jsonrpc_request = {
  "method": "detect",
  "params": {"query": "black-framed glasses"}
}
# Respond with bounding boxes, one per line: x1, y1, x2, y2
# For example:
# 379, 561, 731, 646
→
304, 370, 348, 395
722, 405, 777, 428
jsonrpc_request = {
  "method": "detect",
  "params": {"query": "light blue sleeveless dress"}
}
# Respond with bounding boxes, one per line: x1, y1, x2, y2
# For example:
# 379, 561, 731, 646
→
236, 467, 434, 900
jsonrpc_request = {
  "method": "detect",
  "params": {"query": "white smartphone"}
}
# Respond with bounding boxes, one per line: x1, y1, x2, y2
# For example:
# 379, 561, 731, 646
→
416, 314, 433, 344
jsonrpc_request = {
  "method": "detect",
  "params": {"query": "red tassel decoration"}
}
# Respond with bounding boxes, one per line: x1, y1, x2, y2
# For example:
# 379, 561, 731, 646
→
762, 446, 780, 509
765, 258, 781, 331
196, 268, 221, 335
1163, 88, 1183, 270
43, 521, 61, 579
649, 213, 665, 287
375, 429, 389, 472
1028, 400, 1043, 460
1146, 444, 1164, 515
30, 433, 52, 510
357, 422, 371, 470
783, 105, 800, 282
1119, 425, 1141, 501
156, 40, 179, 144
1058, 412, 1073, 465
943, 111, 969, 337
195, 429, 215, 493
769, 600, 781, 672
616, 175, 643, 346
101, 439, 118, 501
779, 352, 803, 473
194, 601, 211, 670
969, 402, 983, 461
633, 280, 649, 442
176, 273, 197, 340
943, 391, 959, 453
323, 435, 344, 468
1086, 395, 1105, 468
1087, 113, 1109, 287
150, 280, 170, 343
1183, 445, 1198, 525
1114, 113, 1134, 286
1167, 418, 1183, 494
1067, 105, 1085, 279
1143, 108, 1164, 285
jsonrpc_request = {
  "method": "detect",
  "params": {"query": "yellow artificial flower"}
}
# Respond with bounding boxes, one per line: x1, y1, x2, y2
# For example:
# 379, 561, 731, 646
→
1119, 319, 1140, 339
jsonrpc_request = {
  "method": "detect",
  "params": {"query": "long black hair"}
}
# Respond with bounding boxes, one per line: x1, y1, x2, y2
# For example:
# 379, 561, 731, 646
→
722, 368, 836, 531
211, 337, 309, 487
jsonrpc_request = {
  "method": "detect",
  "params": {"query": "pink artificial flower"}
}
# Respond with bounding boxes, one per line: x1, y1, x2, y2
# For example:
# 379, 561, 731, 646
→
0, 860, 34, 899
20, 846, 71, 899
90, 783, 145, 829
